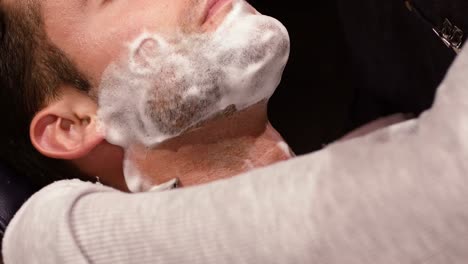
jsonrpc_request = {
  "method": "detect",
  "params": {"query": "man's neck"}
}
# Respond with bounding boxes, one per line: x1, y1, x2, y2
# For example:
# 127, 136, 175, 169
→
126, 103, 293, 188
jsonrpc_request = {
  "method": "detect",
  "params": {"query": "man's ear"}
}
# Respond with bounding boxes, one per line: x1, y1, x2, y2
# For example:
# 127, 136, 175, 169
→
30, 87, 104, 160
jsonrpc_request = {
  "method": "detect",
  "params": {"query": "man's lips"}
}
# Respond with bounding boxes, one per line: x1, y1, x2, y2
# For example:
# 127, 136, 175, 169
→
203, 0, 233, 24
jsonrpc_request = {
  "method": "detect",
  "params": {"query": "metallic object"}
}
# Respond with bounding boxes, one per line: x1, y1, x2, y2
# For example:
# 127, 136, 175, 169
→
433, 19, 464, 54
405, 0, 464, 54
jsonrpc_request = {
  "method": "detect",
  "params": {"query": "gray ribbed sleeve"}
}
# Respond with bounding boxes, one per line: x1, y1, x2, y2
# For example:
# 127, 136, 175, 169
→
5, 36, 468, 264
3, 121, 468, 264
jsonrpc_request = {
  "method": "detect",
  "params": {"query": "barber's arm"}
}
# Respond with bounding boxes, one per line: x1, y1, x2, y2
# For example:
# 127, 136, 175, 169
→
5, 38, 468, 264
3, 112, 468, 264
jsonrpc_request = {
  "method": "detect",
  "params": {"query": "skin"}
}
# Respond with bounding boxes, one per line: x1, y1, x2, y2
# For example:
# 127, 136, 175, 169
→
127, 103, 293, 188
14, 0, 292, 191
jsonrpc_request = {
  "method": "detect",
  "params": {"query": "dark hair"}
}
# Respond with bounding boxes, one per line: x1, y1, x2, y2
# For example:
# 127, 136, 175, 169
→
0, 1, 92, 187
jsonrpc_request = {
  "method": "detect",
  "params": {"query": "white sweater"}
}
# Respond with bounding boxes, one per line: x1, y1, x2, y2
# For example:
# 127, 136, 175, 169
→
4, 40, 468, 264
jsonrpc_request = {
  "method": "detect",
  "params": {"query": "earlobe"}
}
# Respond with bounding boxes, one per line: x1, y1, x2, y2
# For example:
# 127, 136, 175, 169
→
30, 88, 103, 160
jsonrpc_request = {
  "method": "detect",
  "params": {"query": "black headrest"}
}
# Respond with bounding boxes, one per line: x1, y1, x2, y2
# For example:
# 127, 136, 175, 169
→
0, 163, 39, 254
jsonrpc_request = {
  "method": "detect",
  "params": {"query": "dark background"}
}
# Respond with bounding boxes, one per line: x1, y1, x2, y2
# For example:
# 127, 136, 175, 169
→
250, 0, 459, 155
252, 0, 354, 154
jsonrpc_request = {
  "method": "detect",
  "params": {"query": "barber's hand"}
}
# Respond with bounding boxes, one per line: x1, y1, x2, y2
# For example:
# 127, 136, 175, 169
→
338, 113, 413, 142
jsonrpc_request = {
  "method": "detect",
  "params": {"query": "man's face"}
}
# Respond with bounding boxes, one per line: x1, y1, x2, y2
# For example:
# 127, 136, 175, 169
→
26, 0, 290, 192
41, 0, 239, 87
94, 0, 290, 150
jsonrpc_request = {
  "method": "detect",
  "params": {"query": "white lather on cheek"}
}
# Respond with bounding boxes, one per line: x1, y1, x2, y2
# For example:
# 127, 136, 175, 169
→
128, 33, 168, 75
97, 0, 290, 192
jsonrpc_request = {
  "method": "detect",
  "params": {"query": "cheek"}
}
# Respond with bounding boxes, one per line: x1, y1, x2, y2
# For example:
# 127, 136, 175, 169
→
81, 1, 196, 83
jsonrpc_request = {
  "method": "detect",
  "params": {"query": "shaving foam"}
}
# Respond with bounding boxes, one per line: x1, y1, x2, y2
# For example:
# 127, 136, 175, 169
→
97, 0, 290, 192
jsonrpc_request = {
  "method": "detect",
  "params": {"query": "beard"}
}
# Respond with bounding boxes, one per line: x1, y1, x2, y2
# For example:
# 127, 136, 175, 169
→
98, 0, 290, 148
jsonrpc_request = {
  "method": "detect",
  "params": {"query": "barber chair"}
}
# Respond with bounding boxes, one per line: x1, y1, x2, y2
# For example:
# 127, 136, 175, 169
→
0, 163, 40, 259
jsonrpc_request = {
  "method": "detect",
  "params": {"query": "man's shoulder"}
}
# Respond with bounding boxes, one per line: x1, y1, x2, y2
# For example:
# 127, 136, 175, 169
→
14, 179, 114, 210
4, 179, 115, 231
37, 179, 110, 195
2, 179, 115, 264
